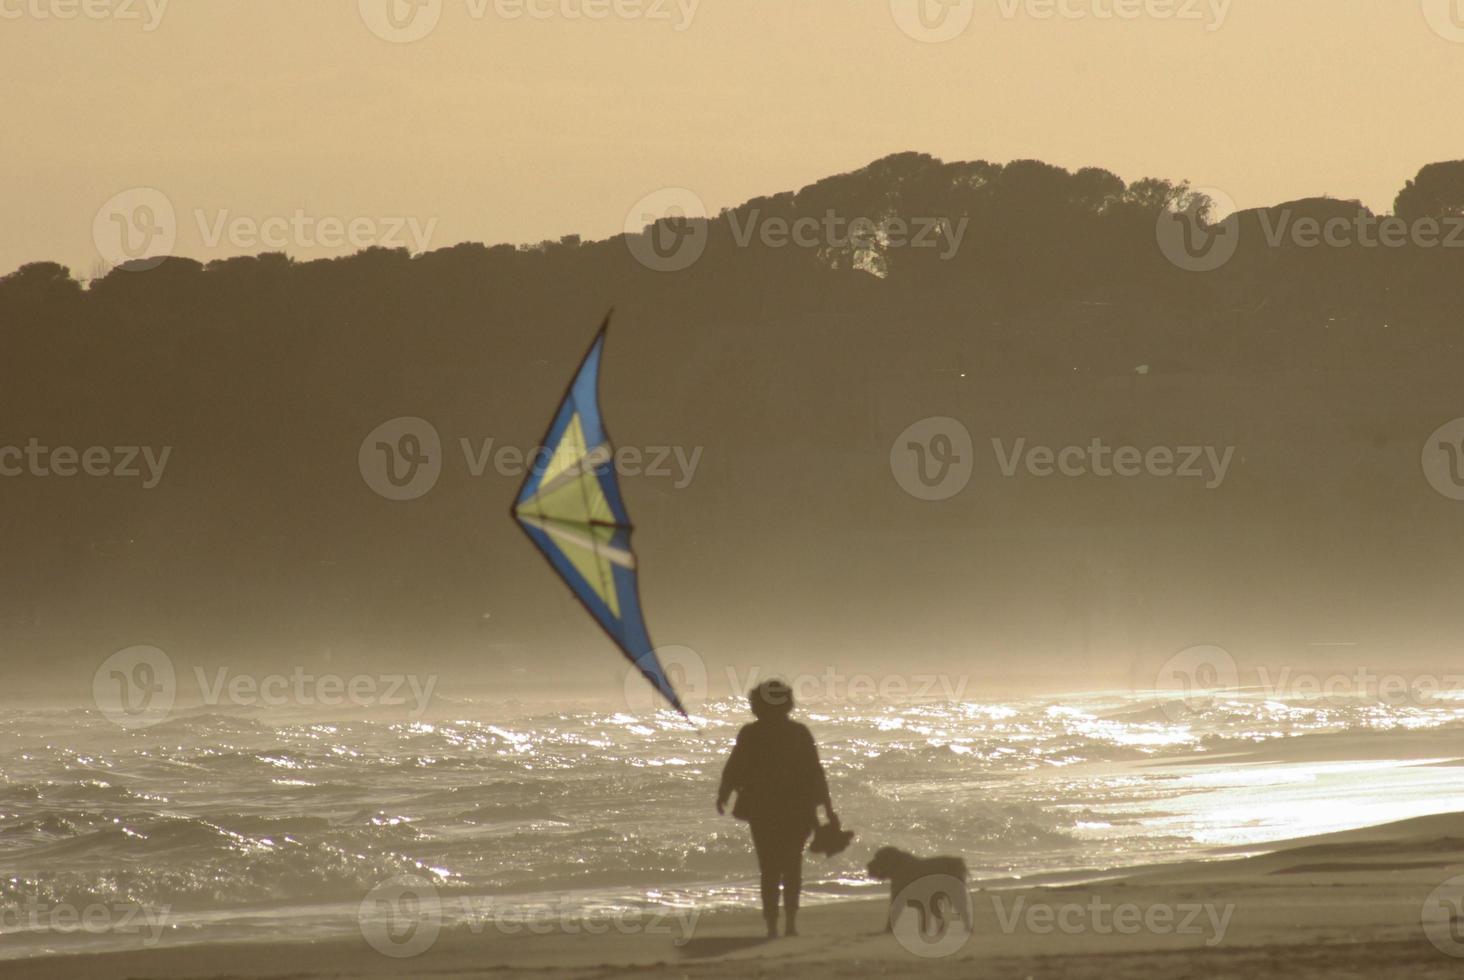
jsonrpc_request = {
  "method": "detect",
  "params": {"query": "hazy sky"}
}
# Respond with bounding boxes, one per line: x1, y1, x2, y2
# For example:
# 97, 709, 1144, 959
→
4, 0, 1461, 276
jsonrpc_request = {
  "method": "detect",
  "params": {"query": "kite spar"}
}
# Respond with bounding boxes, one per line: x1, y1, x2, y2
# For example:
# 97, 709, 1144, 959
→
510, 314, 689, 717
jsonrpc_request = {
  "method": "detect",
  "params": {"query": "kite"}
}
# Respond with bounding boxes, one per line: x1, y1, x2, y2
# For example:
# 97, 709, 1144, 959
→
511, 314, 689, 717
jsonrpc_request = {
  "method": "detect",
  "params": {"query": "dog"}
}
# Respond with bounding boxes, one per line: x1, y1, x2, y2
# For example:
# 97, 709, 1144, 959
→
865, 846, 971, 935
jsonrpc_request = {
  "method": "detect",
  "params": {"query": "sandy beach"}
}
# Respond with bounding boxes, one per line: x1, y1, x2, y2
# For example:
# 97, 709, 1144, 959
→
10, 811, 1464, 980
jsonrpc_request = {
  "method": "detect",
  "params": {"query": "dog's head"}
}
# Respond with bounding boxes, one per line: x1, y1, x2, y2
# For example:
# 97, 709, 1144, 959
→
865, 846, 914, 880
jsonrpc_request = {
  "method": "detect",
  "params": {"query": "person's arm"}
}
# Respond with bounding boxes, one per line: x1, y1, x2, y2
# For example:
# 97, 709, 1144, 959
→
716, 728, 747, 815
806, 728, 834, 818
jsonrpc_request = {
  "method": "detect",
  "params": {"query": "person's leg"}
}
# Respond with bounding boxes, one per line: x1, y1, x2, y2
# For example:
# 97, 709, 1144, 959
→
781, 828, 806, 936
749, 823, 779, 936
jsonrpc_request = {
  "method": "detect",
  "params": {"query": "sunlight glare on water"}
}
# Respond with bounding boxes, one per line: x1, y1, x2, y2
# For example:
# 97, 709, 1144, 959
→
3, 687, 1464, 956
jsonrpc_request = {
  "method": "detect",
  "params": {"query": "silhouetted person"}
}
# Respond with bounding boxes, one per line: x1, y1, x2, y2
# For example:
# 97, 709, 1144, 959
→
716, 680, 833, 938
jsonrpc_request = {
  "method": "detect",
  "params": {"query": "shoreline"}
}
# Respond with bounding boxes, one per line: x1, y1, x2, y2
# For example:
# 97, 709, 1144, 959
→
8, 812, 1464, 979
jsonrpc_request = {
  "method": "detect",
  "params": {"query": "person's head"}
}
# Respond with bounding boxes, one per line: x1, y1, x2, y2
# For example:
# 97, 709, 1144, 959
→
748, 679, 794, 720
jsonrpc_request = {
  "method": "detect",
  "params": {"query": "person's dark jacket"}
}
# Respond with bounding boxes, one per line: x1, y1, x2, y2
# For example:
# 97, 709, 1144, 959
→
718, 718, 831, 830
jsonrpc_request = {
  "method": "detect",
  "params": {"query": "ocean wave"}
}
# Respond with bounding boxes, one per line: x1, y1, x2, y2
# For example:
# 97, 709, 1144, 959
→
5, 689, 1464, 952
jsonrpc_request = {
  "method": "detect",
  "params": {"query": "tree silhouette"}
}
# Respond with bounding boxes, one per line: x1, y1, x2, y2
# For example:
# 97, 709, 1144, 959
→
3, 152, 1464, 686
1394, 161, 1464, 223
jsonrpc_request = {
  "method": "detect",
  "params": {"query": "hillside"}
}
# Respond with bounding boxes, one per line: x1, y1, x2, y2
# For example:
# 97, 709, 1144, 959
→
3, 152, 1464, 696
